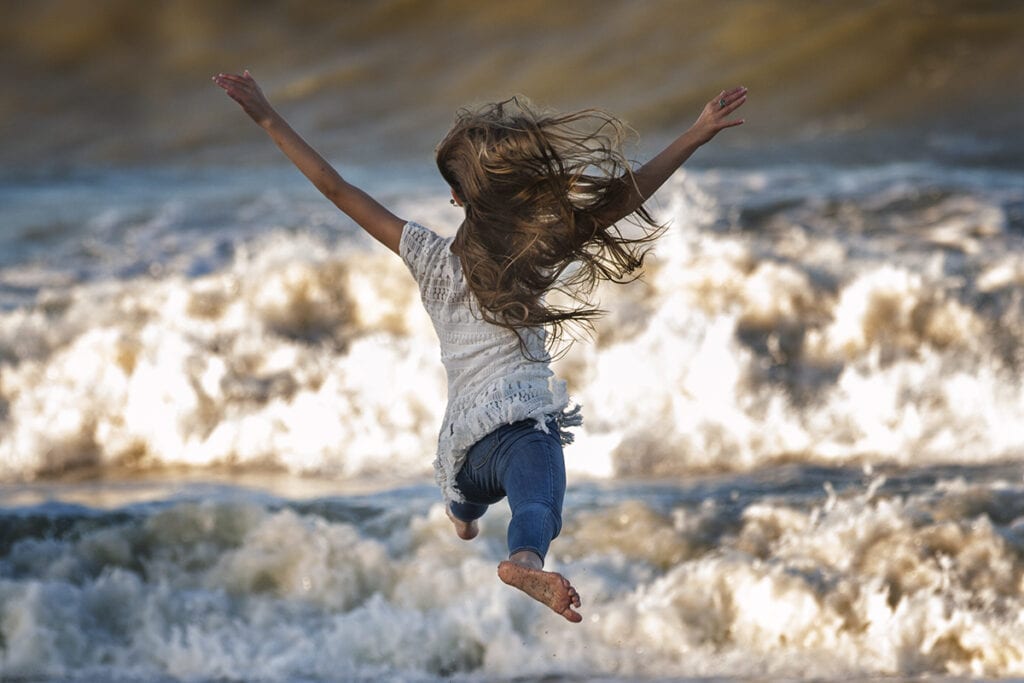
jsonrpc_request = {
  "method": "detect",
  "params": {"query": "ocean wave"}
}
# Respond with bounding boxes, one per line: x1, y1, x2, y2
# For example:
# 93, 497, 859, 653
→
0, 231, 445, 481
1, 165, 1022, 483
2, 472, 1023, 679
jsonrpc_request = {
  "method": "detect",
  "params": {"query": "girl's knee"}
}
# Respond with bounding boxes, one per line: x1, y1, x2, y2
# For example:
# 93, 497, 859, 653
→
449, 500, 488, 522
514, 500, 562, 538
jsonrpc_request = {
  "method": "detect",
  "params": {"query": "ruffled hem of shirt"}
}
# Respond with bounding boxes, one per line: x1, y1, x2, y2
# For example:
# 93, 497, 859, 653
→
433, 379, 582, 503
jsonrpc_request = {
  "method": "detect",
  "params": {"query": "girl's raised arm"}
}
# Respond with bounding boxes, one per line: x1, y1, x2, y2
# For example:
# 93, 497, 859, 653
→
213, 71, 405, 254
598, 86, 748, 228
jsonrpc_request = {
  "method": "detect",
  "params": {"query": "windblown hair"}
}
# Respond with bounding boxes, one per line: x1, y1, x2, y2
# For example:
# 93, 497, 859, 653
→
436, 96, 663, 357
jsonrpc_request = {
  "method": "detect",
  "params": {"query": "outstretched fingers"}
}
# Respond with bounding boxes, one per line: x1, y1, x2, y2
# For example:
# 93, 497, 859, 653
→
706, 86, 747, 130
717, 85, 747, 101
213, 73, 251, 94
215, 70, 256, 84
212, 70, 276, 125
713, 87, 747, 115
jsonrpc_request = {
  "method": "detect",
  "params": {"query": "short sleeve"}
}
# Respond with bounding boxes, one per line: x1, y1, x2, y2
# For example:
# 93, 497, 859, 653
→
400, 221, 447, 283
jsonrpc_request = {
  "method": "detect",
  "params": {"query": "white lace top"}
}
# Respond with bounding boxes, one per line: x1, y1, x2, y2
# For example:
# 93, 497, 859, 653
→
400, 221, 581, 502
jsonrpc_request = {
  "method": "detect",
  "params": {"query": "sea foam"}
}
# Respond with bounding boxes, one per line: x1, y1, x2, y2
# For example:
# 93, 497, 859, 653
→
2, 165, 1022, 483
2, 474, 1024, 679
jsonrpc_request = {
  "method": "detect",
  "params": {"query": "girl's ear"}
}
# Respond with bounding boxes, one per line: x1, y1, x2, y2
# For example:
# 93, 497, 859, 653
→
450, 188, 464, 207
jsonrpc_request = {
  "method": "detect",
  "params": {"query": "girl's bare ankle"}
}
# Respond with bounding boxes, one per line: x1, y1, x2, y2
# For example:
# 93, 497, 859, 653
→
508, 550, 543, 570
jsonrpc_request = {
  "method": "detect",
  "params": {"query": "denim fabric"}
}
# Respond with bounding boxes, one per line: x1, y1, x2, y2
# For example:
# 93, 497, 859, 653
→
448, 417, 566, 561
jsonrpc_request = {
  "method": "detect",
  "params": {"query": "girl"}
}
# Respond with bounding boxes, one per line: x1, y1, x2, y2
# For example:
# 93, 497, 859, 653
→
213, 71, 747, 623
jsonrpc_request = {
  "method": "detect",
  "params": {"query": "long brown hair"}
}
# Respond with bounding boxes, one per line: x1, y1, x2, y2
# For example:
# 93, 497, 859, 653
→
436, 96, 663, 357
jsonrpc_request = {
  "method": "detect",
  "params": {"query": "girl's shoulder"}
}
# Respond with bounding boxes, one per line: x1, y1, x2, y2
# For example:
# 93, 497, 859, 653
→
399, 221, 454, 282
400, 220, 443, 248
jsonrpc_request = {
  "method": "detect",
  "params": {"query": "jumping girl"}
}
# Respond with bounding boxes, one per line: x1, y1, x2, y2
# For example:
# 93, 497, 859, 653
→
213, 71, 747, 623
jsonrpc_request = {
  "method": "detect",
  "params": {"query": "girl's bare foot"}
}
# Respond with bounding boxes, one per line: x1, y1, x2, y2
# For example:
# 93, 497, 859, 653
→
446, 505, 479, 540
497, 560, 583, 623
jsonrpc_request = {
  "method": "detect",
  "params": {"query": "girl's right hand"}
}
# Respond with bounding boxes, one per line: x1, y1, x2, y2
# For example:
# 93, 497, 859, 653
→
212, 70, 278, 127
687, 86, 748, 146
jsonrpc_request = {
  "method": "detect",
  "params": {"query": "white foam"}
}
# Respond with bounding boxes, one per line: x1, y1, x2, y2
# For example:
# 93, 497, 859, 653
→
0, 233, 446, 481
2, 166, 1023, 484
562, 170, 1024, 476
3, 478, 1024, 680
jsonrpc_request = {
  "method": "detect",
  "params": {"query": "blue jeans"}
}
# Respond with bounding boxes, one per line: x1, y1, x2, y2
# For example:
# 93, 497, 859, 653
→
448, 418, 566, 562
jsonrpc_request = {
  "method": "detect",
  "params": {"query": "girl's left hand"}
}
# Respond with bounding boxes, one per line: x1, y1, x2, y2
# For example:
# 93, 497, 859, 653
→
689, 86, 748, 145
212, 70, 279, 128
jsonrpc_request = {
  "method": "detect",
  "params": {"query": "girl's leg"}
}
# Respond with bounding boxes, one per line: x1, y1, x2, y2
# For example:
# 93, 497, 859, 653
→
453, 419, 581, 621
500, 425, 566, 564
495, 422, 582, 622
448, 426, 505, 541
457, 418, 566, 561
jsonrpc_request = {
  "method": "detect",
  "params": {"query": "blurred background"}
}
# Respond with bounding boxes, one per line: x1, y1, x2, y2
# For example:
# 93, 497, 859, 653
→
2, 2, 1024, 682
2, 0, 1022, 169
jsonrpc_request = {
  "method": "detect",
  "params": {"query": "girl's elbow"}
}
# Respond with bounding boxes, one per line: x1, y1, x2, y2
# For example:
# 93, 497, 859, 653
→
322, 178, 352, 204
